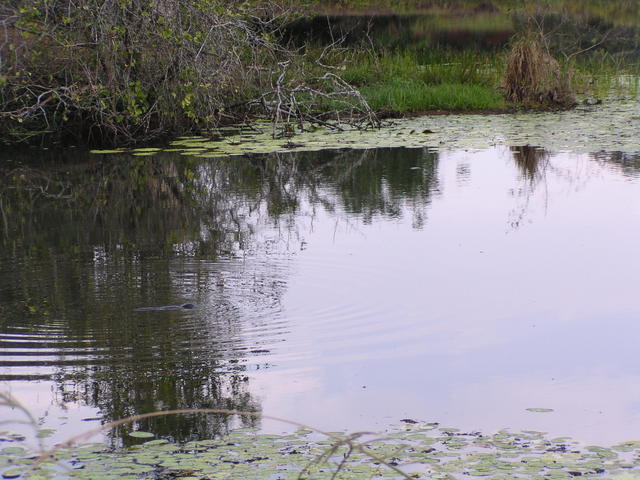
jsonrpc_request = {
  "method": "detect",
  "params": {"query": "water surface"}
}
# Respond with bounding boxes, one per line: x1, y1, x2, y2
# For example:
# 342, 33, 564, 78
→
1, 140, 640, 447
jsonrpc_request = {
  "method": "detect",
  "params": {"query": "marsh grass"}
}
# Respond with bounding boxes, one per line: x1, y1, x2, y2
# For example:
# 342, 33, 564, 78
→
571, 51, 640, 98
340, 49, 504, 112
341, 49, 499, 87
361, 80, 505, 112
503, 31, 575, 107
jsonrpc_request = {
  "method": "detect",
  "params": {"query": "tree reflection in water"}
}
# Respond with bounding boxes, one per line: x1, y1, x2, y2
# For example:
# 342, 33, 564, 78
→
0, 146, 439, 442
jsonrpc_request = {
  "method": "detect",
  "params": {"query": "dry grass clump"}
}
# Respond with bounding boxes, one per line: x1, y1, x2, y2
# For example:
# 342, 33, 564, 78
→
503, 31, 575, 107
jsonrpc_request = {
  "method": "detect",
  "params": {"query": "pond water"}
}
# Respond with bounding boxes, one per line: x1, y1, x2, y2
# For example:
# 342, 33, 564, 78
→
1, 113, 640, 449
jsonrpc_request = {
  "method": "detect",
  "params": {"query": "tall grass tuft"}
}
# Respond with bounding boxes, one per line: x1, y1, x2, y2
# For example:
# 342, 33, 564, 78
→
502, 31, 575, 107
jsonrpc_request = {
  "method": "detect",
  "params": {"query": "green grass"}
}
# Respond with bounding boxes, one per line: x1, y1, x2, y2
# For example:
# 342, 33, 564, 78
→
320, 32, 640, 116
341, 50, 499, 87
361, 80, 505, 112
338, 49, 505, 113
569, 51, 640, 98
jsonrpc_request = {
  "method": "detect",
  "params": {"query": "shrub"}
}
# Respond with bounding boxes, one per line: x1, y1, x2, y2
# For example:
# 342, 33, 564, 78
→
0, 1, 376, 146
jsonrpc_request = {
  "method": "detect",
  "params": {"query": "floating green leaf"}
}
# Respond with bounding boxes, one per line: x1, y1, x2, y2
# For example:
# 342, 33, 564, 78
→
1, 468, 22, 479
128, 431, 155, 439
36, 428, 56, 438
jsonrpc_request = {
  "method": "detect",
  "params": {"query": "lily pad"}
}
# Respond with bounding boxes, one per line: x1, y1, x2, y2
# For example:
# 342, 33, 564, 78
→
1, 468, 22, 479
36, 428, 56, 438
128, 431, 155, 439
130, 148, 162, 153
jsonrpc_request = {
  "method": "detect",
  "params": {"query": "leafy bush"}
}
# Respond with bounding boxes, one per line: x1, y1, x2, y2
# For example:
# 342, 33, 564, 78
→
0, 1, 295, 145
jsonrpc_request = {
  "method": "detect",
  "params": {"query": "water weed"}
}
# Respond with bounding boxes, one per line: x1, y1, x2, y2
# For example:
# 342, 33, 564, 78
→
5, 398, 640, 480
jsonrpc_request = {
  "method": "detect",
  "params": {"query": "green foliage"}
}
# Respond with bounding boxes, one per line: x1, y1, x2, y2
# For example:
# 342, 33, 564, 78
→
361, 80, 505, 112
2, 0, 638, 144
0, 0, 294, 145
338, 48, 504, 112
342, 49, 499, 87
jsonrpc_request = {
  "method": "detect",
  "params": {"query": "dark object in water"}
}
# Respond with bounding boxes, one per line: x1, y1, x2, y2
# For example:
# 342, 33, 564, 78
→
134, 303, 196, 311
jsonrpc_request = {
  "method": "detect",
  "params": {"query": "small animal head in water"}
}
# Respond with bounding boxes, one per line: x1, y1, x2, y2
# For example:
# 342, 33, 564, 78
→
181, 303, 196, 309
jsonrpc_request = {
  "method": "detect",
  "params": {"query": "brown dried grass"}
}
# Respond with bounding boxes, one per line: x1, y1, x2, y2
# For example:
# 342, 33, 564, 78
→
503, 31, 575, 107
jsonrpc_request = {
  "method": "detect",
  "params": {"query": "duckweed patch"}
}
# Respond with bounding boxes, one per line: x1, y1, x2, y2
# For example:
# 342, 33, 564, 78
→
4, 423, 640, 480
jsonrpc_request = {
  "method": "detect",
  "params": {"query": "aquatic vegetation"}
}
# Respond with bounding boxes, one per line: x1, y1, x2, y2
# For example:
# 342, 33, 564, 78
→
341, 50, 499, 88
2, 0, 639, 146
5, 418, 640, 479
339, 49, 504, 112
85, 97, 639, 159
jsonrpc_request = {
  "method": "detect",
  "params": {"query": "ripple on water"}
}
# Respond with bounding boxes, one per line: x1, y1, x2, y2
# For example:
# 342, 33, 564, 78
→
0, 253, 296, 381
261, 245, 435, 367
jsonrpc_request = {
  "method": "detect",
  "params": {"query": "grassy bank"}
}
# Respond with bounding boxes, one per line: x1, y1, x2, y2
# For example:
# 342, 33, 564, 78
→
339, 49, 505, 113
361, 81, 505, 113
1, 1, 639, 146
333, 40, 640, 115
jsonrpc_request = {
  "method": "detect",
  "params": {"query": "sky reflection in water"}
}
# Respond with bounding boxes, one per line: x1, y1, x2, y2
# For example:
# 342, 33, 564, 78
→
1, 145, 639, 446
252, 147, 640, 444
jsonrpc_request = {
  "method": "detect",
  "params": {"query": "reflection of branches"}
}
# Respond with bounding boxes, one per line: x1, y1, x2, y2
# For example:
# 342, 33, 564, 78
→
1, 166, 73, 199
591, 151, 640, 179
508, 147, 625, 231
0, 147, 443, 445
1, 147, 441, 256
0, 392, 46, 453
508, 145, 550, 230
511, 145, 550, 184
